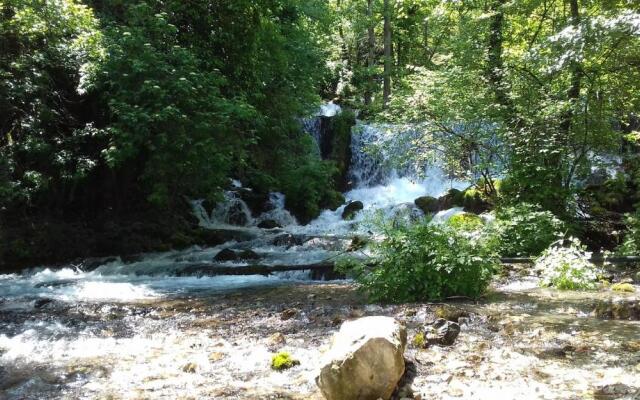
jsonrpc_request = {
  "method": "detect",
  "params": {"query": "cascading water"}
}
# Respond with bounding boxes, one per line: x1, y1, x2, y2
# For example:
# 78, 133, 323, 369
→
298, 121, 470, 235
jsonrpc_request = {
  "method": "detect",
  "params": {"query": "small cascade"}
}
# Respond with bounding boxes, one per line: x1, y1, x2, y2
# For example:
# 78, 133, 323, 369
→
212, 191, 254, 226
256, 192, 298, 227
191, 190, 254, 229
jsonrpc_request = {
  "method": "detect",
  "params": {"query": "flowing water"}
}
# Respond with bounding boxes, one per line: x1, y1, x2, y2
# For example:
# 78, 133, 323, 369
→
2, 111, 639, 399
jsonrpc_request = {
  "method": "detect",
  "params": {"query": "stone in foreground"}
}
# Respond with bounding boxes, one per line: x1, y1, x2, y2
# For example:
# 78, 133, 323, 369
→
316, 316, 407, 400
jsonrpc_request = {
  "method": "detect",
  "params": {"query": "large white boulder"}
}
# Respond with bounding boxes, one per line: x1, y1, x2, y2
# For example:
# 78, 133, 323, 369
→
315, 316, 407, 400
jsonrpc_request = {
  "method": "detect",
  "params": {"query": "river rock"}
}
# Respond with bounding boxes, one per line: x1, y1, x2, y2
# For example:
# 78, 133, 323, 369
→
424, 318, 460, 346
341, 201, 364, 220
272, 233, 304, 248
213, 248, 238, 262
316, 316, 407, 400
414, 196, 439, 214
237, 249, 260, 261
257, 219, 281, 229
434, 305, 469, 323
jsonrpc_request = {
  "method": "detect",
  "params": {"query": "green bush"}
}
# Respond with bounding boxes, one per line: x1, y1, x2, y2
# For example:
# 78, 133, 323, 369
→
535, 238, 600, 290
338, 223, 498, 302
487, 203, 565, 257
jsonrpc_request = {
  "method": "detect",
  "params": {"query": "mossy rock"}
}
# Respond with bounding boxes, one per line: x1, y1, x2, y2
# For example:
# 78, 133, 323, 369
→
611, 283, 635, 293
342, 201, 364, 220
414, 196, 439, 214
271, 352, 300, 371
462, 189, 491, 214
437, 189, 464, 209
447, 213, 484, 232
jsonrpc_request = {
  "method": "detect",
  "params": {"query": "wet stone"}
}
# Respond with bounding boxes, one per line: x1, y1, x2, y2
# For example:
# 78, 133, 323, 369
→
214, 248, 238, 262
424, 318, 460, 346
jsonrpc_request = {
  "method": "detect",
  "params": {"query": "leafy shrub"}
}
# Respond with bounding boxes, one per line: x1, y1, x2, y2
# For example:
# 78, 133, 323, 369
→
271, 352, 299, 371
535, 238, 600, 290
487, 203, 565, 257
338, 223, 498, 302
447, 213, 484, 232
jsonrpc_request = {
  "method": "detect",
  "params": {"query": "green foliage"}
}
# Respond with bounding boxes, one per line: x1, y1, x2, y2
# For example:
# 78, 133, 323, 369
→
331, 0, 640, 214
271, 352, 299, 371
535, 238, 600, 290
341, 223, 498, 303
98, 3, 254, 205
0, 0, 104, 208
447, 213, 484, 232
488, 203, 565, 257
616, 211, 640, 256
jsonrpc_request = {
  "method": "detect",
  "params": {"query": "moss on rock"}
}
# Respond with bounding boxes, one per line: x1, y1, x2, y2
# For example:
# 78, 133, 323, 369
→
271, 351, 300, 371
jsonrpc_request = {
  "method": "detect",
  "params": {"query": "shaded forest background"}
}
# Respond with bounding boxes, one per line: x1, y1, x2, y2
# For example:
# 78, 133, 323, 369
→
1, 0, 640, 270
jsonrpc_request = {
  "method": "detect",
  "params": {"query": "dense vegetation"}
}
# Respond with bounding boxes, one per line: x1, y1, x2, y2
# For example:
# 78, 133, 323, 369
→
0, 0, 343, 268
1, 0, 640, 276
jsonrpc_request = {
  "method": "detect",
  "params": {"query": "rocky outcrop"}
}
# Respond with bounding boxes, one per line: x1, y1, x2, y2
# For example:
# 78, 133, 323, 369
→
341, 201, 364, 220
316, 316, 407, 400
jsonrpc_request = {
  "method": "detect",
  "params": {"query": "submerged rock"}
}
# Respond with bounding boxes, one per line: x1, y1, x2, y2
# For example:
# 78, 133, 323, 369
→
280, 308, 298, 320
257, 219, 281, 229
213, 248, 238, 262
341, 201, 364, 220
316, 316, 406, 400
593, 383, 638, 399
594, 299, 640, 320
181, 363, 198, 373
272, 233, 304, 248
434, 305, 469, 323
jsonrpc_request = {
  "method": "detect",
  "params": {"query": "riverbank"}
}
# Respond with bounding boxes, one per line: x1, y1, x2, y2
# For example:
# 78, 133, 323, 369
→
1, 271, 638, 399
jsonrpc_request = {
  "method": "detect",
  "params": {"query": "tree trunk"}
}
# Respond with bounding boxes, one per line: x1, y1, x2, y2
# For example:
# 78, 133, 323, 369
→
487, 0, 513, 116
364, 0, 375, 106
558, 0, 582, 140
382, 0, 392, 108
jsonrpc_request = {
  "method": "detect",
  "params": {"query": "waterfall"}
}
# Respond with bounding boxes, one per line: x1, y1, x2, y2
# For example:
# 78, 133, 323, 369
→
302, 101, 343, 159
194, 114, 470, 234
